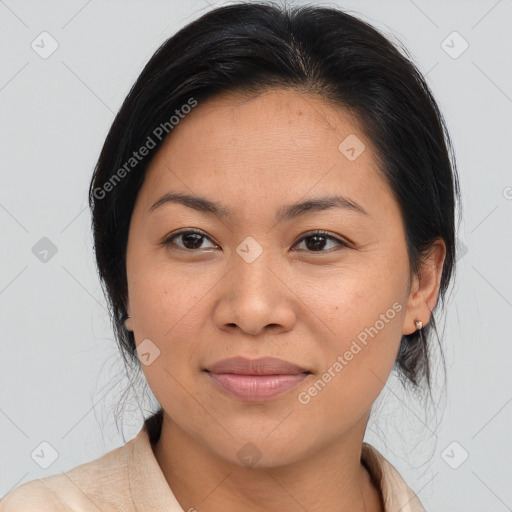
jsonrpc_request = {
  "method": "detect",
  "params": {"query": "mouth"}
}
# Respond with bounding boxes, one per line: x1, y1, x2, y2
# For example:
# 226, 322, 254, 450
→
204, 356, 311, 375
203, 356, 312, 402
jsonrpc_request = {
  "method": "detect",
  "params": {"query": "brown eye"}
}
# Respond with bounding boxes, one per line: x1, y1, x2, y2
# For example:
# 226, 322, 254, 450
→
292, 231, 348, 253
162, 229, 217, 251
161, 229, 348, 253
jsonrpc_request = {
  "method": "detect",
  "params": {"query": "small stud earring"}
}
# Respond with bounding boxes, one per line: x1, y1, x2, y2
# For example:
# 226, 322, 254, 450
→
415, 320, 423, 330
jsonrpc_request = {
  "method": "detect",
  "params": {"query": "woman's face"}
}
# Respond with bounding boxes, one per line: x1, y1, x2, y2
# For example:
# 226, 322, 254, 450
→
125, 88, 431, 467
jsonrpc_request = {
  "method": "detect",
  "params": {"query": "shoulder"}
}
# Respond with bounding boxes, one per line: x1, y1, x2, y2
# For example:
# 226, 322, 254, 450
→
0, 479, 64, 511
1, 436, 136, 512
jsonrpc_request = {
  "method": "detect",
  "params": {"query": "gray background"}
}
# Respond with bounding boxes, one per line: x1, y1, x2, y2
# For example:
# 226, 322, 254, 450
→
1, 0, 511, 510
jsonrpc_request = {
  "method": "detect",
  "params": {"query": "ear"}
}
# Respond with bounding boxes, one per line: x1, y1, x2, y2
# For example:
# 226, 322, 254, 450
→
402, 238, 446, 335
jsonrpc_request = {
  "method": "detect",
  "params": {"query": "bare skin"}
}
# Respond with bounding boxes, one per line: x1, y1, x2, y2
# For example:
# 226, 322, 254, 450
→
124, 88, 446, 512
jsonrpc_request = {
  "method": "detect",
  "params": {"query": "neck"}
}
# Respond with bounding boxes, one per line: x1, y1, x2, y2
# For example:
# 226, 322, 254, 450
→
151, 411, 383, 512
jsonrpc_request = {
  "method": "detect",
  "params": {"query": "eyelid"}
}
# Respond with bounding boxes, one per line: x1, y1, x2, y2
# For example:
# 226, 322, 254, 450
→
160, 227, 218, 248
293, 230, 350, 251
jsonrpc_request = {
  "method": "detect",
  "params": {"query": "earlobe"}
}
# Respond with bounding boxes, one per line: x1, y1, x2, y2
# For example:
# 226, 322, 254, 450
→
124, 315, 133, 331
402, 239, 446, 336
123, 299, 134, 331
123, 306, 134, 331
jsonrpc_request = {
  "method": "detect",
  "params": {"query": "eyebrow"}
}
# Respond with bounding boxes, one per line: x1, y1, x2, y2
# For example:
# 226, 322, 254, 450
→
149, 192, 368, 223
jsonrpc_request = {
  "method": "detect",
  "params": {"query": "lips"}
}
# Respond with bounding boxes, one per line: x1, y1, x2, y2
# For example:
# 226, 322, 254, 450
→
204, 356, 310, 375
203, 356, 312, 402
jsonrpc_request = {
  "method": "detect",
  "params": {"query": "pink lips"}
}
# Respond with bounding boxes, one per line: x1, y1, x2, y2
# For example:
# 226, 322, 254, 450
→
204, 356, 311, 402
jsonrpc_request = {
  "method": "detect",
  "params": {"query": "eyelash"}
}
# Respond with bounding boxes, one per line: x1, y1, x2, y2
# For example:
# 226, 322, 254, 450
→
160, 228, 349, 253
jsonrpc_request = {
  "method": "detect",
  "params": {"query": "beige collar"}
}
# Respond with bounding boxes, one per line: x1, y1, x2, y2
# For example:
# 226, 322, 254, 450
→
126, 424, 425, 511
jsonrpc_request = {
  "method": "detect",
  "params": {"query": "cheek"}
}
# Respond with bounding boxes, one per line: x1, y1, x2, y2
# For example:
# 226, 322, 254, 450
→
128, 260, 212, 338
127, 262, 216, 396
297, 263, 407, 409
296, 300, 405, 440
128, 265, 211, 421
303, 254, 406, 342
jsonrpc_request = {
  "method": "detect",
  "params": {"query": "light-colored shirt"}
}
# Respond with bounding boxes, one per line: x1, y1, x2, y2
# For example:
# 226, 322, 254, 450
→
0, 422, 425, 511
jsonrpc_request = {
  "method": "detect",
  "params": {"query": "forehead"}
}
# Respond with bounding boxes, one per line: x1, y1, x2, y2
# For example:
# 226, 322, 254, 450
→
138, 88, 397, 227
156, 88, 369, 164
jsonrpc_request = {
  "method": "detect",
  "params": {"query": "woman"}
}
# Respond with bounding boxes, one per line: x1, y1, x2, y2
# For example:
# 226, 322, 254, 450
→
0, 2, 460, 511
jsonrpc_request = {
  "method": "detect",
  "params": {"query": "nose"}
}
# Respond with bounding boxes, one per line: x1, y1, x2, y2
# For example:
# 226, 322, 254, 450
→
212, 247, 297, 337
